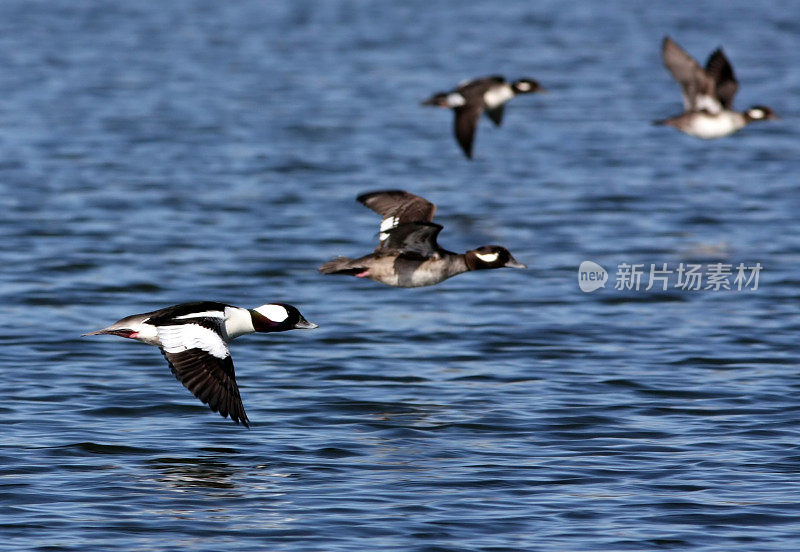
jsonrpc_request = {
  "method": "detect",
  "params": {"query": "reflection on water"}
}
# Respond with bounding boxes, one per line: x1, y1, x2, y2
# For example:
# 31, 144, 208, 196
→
145, 457, 238, 491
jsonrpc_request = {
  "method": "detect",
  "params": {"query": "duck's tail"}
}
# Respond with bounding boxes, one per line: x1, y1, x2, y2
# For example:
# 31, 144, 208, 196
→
319, 257, 364, 275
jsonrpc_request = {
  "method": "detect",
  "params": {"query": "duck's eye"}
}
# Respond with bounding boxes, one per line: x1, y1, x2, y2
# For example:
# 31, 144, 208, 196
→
475, 252, 499, 263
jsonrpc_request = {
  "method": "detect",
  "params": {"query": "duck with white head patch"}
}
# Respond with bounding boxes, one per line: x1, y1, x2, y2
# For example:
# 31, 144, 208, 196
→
83, 301, 317, 427
421, 75, 545, 158
319, 190, 526, 287
655, 36, 778, 138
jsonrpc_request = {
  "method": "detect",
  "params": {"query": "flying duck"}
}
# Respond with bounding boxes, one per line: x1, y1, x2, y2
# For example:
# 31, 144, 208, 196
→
319, 190, 526, 287
421, 75, 545, 158
655, 36, 777, 138
83, 301, 317, 427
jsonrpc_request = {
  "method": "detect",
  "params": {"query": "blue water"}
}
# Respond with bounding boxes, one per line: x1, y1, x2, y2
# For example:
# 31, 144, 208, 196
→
2, 1, 800, 550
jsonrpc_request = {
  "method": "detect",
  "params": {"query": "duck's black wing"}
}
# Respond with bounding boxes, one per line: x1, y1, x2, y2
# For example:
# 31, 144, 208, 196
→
705, 48, 738, 109
357, 190, 437, 249
453, 103, 483, 159
662, 36, 721, 113
145, 302, 230, 324
378, 222, 444, 258
485, 106, 504, 126
155, 316, 249, 427
456, 75, 506, 95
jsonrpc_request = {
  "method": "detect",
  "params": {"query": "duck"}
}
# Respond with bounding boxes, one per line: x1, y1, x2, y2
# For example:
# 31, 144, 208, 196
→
319, 190, 526, 287
655, 36, 777, 138
83, 301, 317, 427
421, 75, 545, 158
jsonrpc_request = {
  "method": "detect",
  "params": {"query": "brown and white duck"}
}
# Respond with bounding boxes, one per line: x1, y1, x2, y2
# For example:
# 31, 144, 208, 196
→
319, 190, 526, 287
655, 36, 777, 138
422, 75, 545, 158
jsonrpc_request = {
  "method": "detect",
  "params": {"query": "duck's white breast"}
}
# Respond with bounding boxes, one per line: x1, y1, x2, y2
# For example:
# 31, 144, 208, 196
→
223, 306, 255, 340
686, 111, 745, 139
483, 85, 514, 109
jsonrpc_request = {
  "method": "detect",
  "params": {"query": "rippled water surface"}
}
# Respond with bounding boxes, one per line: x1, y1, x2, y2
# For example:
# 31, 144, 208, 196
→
2, 1, 800, 550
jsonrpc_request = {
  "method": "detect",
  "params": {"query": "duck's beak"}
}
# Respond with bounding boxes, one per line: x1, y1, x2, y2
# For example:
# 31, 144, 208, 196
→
81, 328, 129, 337
421, 93, 447, 107
294, 317, 319, 330
505, 257, 527, 269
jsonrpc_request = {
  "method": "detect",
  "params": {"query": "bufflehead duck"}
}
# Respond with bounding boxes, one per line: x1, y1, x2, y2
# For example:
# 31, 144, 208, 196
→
83, 301, 317, 427
319, 190, 526, 287
655, 36, 778, 138
421, 75, 545, 158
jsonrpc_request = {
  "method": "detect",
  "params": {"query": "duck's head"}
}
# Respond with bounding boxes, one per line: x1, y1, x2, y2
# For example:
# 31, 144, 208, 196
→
465, 246, 527, 271
745, 105, 779, 122
512, 79, 545, 94
249, 304, 318, 332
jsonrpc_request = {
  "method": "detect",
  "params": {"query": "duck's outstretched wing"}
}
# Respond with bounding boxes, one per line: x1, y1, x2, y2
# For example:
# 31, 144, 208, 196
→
453, 102, 483, 159
662, 36, 721, 113
485, 105, 504, 126
378, 222, 444, 258
357, 190, 437, 248
156, 320, 249, 427
705, 48, 738, 109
